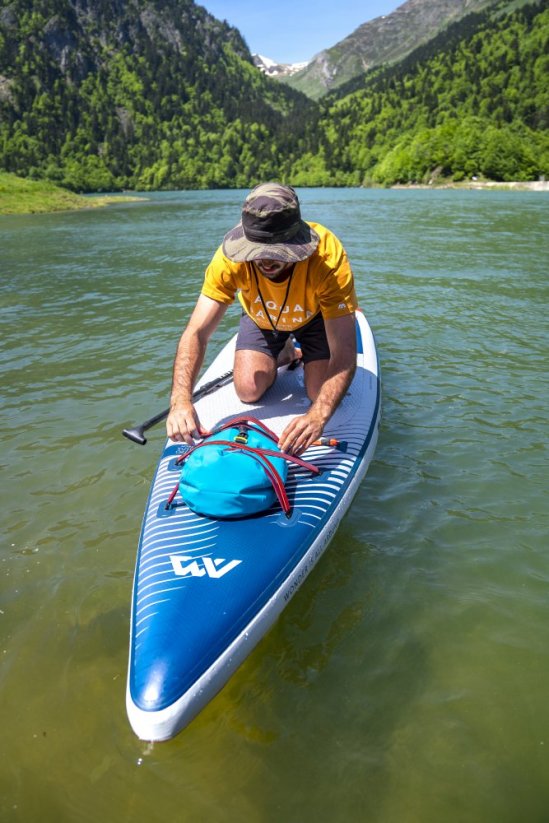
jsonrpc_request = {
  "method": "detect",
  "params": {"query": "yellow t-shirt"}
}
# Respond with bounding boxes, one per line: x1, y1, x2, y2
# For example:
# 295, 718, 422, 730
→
201, 222, 357, 332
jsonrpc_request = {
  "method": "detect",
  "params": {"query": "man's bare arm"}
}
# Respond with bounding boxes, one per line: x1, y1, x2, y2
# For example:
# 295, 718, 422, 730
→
278, 313, 356, 455
167, 295, 228, 444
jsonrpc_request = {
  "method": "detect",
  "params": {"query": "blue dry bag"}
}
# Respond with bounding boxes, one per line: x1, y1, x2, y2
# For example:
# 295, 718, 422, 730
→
177, 416, 319, 520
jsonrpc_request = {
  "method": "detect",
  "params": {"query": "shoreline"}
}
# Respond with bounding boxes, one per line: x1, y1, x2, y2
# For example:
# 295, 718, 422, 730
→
0, 192, 146, 215
2, 174, 548, 216
0, 172, 146, 215
390, 180, 549, 192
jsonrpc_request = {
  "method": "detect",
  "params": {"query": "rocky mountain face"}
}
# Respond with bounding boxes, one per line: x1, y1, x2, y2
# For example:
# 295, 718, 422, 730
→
282, 0, 500, 99
0, 0, 251, 82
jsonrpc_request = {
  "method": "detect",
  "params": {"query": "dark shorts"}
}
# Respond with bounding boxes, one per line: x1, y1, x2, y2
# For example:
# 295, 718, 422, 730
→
235, 312, 330, 364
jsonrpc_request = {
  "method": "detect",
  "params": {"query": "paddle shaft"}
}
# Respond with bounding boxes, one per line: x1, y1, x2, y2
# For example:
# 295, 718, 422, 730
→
122, 369, 234, 445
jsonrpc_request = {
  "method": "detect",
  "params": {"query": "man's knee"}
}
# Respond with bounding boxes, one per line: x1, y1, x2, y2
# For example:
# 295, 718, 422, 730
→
234, 350, 277, 403
235, 378, 266, 404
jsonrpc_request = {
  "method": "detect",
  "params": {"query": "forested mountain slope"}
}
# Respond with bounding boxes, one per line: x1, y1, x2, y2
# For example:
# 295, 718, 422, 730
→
0, 0, 547, 190
292, 0, 548, 185
0, 0, 318, 190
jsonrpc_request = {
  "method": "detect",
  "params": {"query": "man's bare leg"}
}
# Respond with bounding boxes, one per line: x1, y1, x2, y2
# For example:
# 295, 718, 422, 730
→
303, 359, 330, 401
276, 336, 299, 366
234, 349, 277, 403
234, 346, 324, 405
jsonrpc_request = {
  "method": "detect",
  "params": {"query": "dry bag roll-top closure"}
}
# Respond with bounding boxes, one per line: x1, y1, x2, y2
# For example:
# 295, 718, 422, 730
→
176, 416, 319, 519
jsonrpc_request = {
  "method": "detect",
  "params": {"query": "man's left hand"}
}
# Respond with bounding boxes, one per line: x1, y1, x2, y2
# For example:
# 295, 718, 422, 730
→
278, 409, 326, 456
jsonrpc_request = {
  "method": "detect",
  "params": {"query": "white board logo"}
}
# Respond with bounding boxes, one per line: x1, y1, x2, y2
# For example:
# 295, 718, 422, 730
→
170, 555, 242, 579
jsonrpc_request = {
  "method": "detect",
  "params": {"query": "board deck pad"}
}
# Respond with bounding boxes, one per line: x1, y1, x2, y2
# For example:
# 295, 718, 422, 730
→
126, 310, 380, 740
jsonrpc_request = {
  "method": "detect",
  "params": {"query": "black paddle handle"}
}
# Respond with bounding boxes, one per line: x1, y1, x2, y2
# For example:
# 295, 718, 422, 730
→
122, 370, 234, 445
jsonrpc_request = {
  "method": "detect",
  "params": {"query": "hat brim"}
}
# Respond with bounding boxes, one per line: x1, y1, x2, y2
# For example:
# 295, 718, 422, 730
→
222, 220, 319, 263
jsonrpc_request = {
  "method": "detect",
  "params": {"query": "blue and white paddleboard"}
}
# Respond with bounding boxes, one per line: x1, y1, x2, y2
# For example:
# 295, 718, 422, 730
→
126, 309, 380, 740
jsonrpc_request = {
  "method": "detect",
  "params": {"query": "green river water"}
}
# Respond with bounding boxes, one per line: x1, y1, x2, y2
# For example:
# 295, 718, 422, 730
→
1, 188, 548, 822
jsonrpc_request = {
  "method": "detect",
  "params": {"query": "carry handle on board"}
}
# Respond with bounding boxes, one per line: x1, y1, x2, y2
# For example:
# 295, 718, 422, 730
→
122, 370, 234, 445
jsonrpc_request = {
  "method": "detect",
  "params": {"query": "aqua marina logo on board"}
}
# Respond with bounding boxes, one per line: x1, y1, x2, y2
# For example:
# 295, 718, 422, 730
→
170, 555, 242, 579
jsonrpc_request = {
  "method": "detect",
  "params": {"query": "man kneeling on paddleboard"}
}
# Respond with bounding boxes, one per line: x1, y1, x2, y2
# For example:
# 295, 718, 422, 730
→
167, 182, 358, 456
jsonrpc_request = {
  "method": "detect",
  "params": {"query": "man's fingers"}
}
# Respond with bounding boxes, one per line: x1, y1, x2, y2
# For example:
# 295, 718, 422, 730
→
279, 415, 323, 455
167, 406, 204, 445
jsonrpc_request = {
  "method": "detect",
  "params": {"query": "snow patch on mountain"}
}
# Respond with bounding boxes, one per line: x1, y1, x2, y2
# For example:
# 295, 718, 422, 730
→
253, 54, 310, 78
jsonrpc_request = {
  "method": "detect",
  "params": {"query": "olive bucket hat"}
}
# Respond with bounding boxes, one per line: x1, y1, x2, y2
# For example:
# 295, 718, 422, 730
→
222, 182, 320, 263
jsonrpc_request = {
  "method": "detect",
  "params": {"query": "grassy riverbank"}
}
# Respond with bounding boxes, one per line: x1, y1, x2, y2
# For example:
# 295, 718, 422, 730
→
0, 172, 144, 215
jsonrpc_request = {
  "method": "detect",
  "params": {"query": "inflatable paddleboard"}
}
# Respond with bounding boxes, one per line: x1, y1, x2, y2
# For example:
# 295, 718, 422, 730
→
126, 309, 380, 740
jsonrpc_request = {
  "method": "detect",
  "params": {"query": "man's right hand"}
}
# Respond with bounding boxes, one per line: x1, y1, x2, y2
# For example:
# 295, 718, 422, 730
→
166, 403, 208, 445
167, 295, 228, 445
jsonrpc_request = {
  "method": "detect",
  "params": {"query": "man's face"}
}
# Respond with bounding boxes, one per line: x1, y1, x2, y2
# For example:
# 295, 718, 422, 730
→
255, 259, 292, 279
